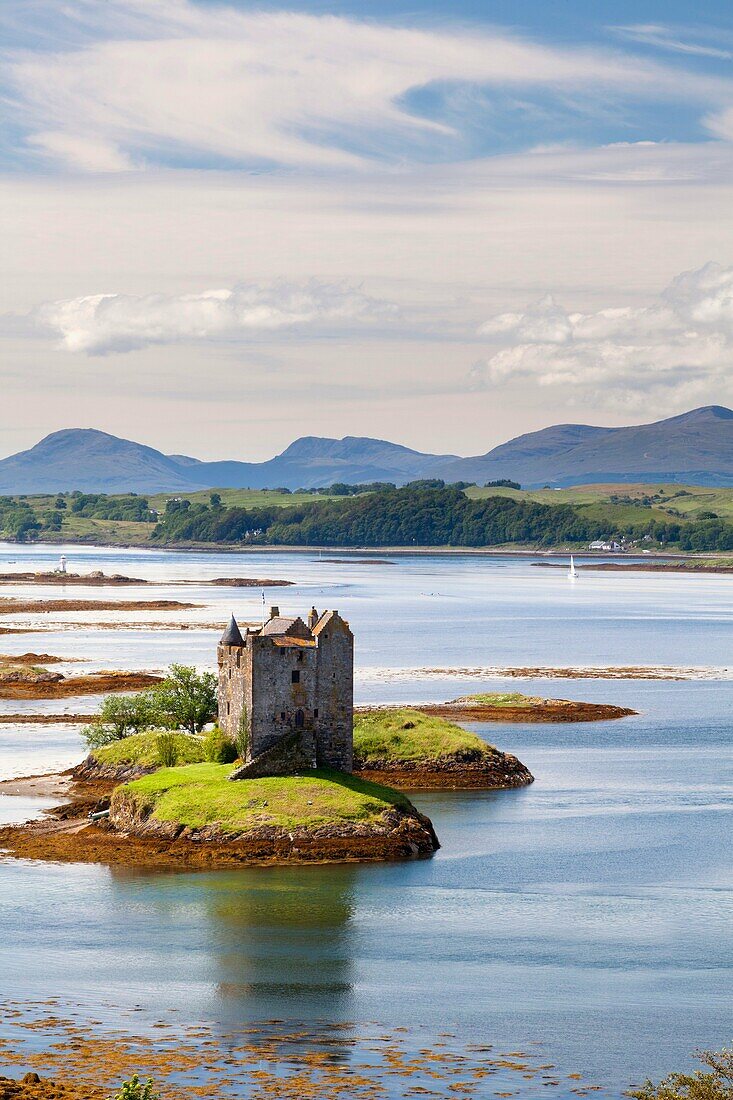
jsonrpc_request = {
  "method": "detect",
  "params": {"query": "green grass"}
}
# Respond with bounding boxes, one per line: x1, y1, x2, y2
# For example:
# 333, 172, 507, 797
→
465, 483, 733, 522
147, 488, 331, 511
91, 731, 207, 768
462, 692, 539, 708
353, 708, 490, 763
117, 764, 411, 831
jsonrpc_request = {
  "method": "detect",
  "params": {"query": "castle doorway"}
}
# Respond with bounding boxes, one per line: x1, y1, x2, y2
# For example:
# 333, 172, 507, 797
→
295, 709, 305, 728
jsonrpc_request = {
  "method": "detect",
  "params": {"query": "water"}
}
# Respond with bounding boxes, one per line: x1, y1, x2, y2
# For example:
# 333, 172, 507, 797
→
0, 543, 731, 1097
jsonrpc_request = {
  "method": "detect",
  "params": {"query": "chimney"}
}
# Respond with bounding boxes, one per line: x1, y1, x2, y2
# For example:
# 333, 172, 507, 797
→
308, 606, 319, 630
269, 605, 279, 619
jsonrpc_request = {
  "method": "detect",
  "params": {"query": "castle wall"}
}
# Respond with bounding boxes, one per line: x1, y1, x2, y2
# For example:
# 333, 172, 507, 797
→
218, 610, 354, 774
314, 617, 354, 772
217, 641, 253, 745
250, 641, 318, 756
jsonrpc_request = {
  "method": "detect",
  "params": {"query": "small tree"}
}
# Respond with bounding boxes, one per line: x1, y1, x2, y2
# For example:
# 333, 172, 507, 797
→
154, 664, 217, 734
84, 691, 162, 748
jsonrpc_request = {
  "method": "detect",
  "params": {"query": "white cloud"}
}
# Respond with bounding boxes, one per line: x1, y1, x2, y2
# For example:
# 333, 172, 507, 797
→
27, 131, 135, 173
611, 24, 733, 60
5, 0, 733, 172
475, 262, 733, 403
38, 280, 396, 354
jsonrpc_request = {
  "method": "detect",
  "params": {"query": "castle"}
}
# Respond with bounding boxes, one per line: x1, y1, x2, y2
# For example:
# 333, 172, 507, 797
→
218, 605, 354, 776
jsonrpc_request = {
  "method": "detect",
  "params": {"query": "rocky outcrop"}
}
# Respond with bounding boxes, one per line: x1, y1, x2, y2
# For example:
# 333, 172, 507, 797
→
355, 747, 534, 790
109, 787, 438, 861
0, 1072, 106, 1100
0, 787, 441, 868
0, 665, 63, 685
0, 670, 162, 700
71, 757, 154, 783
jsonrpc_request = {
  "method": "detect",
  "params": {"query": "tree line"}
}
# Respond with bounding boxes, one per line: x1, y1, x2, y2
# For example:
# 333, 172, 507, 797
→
151, 485, 733, 550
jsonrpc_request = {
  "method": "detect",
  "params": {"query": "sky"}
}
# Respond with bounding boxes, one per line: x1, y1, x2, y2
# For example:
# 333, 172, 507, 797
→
3, 0, 733, 460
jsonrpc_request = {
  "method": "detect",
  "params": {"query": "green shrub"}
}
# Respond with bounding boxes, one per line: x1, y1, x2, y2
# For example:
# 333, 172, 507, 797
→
155, 731, 179, 768
112, 1075, 159, 1100
203, 728, 238, 764
630, 1047, 733, 1099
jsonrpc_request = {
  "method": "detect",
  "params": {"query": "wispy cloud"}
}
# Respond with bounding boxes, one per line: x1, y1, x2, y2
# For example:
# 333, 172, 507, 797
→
38, 280, 397, 354
474, 262, 733, 406
612, 24, 733, 61
4, 0, 733, 173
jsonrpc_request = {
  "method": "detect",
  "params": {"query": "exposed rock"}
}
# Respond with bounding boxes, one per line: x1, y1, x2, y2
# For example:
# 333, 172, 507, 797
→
355, 747, 534, 790
0, 665, 63, 685
0, 670, 162, 700
0, 804, 439, 868
0, 1073, 106, 1099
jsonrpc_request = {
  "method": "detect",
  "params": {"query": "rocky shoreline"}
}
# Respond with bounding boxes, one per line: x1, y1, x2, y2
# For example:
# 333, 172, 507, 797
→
0, 597, 197, 616
0, 1072, 104, 1100
0, 797, 439, 870
0, 766, 440, 869
355, 747, 534, 789
0, 572, 293, 587
415, 698, 636, 722
0, 669, 162, 700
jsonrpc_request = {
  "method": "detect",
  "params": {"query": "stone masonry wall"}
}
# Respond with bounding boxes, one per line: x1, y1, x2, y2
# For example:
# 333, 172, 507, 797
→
218, 611, 354, 773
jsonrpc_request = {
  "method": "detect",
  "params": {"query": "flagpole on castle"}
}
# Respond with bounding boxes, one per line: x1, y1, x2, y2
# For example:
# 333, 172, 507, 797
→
262, 590, 266, 629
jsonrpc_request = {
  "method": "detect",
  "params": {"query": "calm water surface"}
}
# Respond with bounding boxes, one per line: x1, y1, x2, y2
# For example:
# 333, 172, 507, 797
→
0, 543, 731, 1096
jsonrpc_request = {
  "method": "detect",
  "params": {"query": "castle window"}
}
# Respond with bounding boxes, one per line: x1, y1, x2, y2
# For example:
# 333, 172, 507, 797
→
226, 702, 230, 715
291, 670, 300, 684
280, 711, 286, 720
314, 708, 319, 718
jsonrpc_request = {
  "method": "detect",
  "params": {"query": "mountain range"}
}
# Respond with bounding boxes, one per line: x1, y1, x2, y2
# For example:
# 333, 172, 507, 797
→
0, 405, 731, 494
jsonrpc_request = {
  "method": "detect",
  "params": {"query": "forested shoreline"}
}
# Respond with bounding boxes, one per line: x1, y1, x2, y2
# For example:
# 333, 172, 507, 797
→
2, 484, 733, 550
152, 486, 733, 551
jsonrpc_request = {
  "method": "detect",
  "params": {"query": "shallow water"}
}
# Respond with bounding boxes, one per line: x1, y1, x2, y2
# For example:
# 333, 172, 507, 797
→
0, 543, 731, 1097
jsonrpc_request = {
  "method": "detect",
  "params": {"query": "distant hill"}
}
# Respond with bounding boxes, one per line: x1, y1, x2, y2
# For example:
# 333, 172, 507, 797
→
433, 406, 733, 488
0, 406, 731, 494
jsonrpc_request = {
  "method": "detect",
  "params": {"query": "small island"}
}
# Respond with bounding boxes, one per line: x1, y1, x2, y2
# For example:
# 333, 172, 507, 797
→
0, 661, 162, 699
0, 607, 637, 869
353, 708, 534, 788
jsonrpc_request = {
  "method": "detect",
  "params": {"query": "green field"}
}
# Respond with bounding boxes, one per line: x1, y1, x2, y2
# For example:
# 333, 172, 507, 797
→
147, 487, 333, 511
465, 483, 733, 521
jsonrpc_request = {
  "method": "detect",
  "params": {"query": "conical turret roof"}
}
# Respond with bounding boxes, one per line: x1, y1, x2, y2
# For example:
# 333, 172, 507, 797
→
220, 614, 244, 646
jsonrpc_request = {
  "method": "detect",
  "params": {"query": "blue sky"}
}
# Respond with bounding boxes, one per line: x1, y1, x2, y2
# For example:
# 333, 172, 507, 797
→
1, 0, 733, 458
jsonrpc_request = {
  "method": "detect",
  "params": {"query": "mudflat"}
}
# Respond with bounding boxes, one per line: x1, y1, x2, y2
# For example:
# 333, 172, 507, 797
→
0, 671, 162, 700
0, 598, 198, 615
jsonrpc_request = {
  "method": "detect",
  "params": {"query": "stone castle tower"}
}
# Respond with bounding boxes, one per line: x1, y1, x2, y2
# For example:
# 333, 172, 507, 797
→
218, 606, 354, 775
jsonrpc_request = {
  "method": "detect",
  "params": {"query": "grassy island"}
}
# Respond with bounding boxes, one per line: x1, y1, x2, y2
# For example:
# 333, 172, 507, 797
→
354, 708, 493, 761
81, 708, 535, 792
352, 707, 534, 789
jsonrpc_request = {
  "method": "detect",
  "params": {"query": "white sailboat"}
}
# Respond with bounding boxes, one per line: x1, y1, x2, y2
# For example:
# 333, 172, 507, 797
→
568, 555, 579, 580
